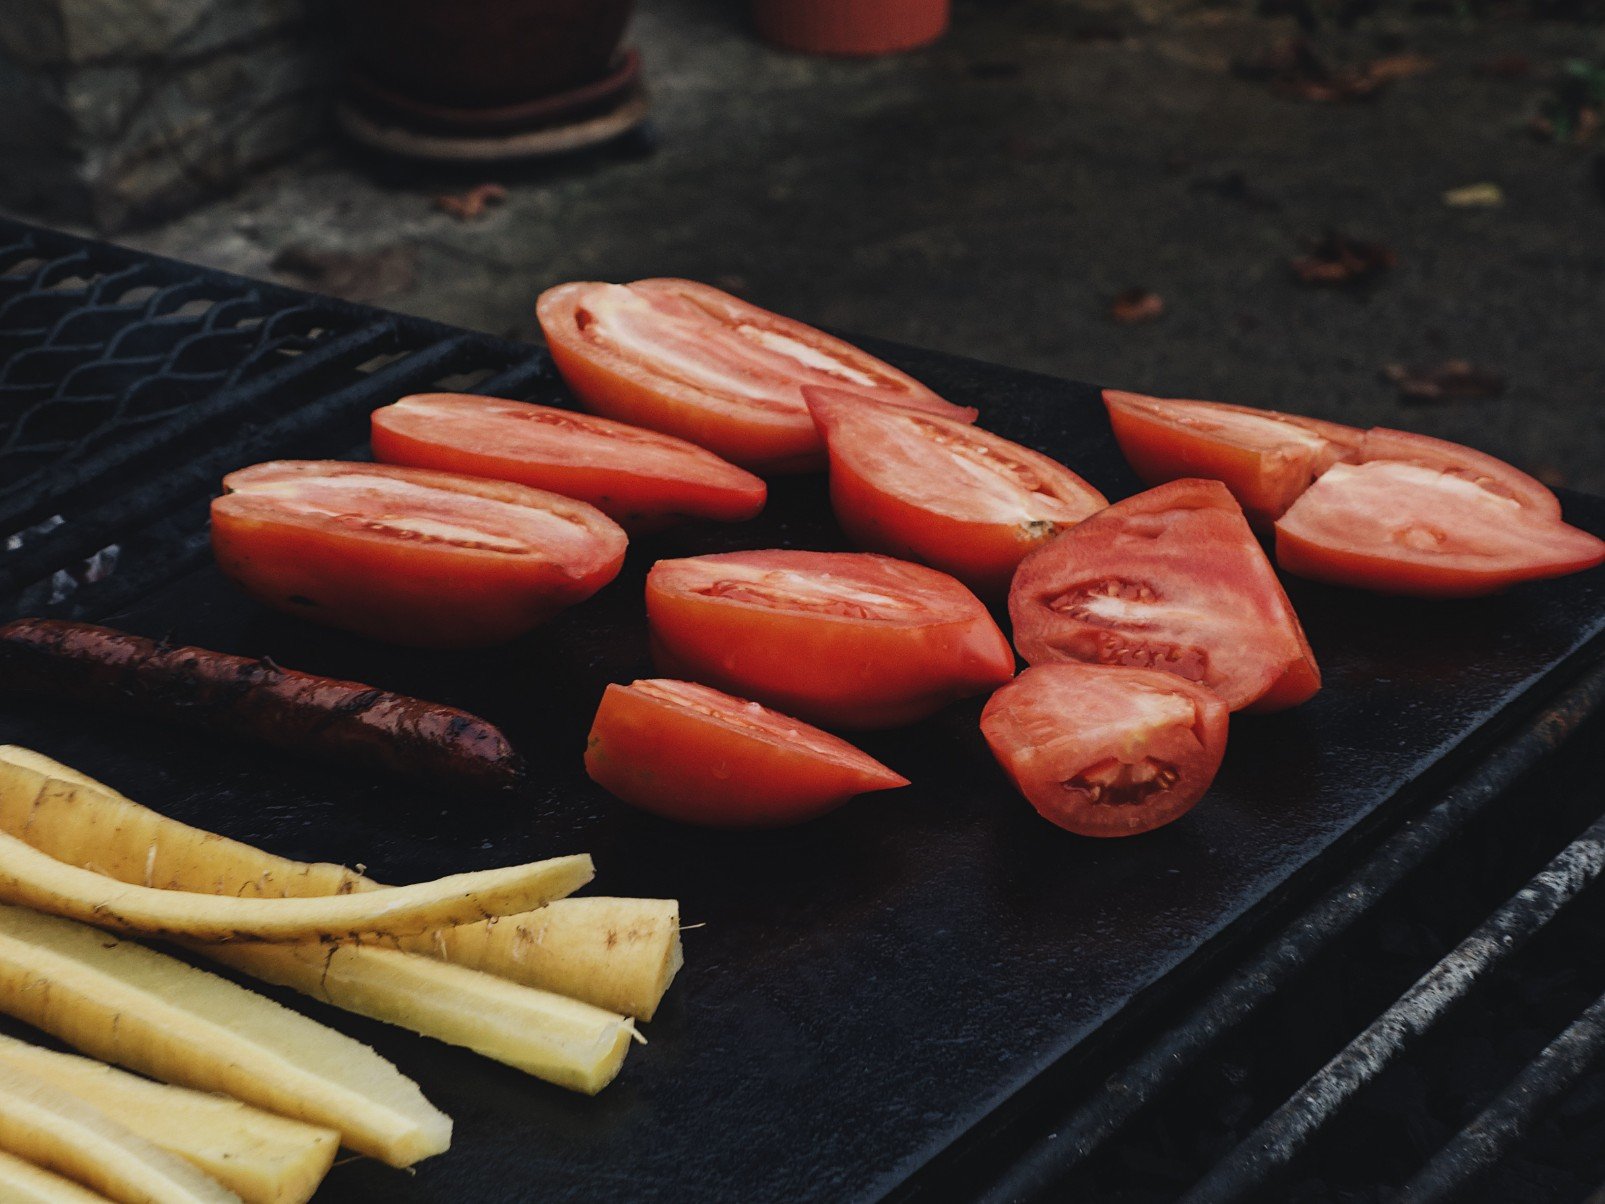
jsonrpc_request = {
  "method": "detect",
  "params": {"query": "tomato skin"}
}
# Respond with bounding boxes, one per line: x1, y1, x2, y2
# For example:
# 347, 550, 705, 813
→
370, 393, 766, 533
1103, 390, 1362, 527
1275, 460, 1605, 598
1009, 478, 1320, 712
645, 550, 1016, 729
584, 679, 908, 828
806, 386, 1108, 597
211, 461, 627, 649
536, 279, 976, 474
980, 663, 1229, 838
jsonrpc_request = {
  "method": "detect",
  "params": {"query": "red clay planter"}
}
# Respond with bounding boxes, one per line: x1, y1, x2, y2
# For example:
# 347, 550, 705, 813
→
752, 0, 949, 57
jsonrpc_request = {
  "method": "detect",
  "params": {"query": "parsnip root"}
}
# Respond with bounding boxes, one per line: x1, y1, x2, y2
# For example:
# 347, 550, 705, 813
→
0, 1061, 236, 1204
0, 1033, 337, 1204
0, 905, 450, 1167
0, 1147, 116, 1203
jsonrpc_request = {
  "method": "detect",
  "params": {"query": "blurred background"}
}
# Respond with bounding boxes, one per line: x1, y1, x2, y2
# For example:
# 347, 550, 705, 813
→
2, 0, 1600, 489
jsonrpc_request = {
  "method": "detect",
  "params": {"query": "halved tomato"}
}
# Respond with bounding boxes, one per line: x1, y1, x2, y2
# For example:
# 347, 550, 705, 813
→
536, 278, 977, 474
212, 461, 627, 648
1009, 478, 1320, 712
1103, 390, 1362, 526
981, 664, 1229, 837
585, 678, 908, 827
805, 386, 1108, 596
645, 550, 1015, 729
1275, 460, 1605, 597
370, 393, 766, 532
1357, 427, 1562, 517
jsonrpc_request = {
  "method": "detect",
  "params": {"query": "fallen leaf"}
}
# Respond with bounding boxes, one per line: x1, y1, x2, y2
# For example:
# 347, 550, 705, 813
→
270, 243, 418, 302
433, 183, 508, 221
1290, 232, 1397, 287
1532, 59, 1605, 143
1442, 182, 1505, 207
1109, 289, 1166, 324
1381, 360, 1506, 402
1233, 38, 1431, 102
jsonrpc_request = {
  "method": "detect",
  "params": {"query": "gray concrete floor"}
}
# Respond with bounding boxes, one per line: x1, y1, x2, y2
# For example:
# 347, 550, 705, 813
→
124, 0, 1604, 491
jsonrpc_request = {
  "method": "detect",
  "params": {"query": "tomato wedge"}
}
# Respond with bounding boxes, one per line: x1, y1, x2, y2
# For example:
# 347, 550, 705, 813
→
1357, 427, 1562, 517
212, 461, 627, 648
370, 393, 766, 532
536, 278, 977, 474
1009, 478, 1320, 712
981, 664, 1229, 837
1103, 390, 1362, 526
585, 678, 909, 827
805, 386, 1108, 596
646, 550, 1015, 729
1275, 460, 1605, 597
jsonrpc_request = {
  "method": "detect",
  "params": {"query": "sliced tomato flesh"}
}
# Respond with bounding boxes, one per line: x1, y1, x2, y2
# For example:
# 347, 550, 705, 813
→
1103, 390, 1362, 526
1009, 478, 1320, 712
1275, 460, 1605, 597
980, 663, 1229, 837
584, 679, 908, 828
370, 392, 766, 531
537, 278, 976, 473
1357, 427, 1561, 517
212, 461, 627, 648
807, 386, 1107, 595
646, 549, 1016, 729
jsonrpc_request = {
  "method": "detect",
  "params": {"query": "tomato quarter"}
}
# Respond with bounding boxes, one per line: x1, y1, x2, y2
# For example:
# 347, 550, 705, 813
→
584, 679, 908, 827
1275, 459, 1605, 597
370, 393, 766, 532
536, 278, 977, 474
981, 663, 1229, 837
1009, 478, 1320, 712
806, 386, 1108, 596
645, 549, 1016, 729
1356, 427, 1562, 517
212, 461, 627, 648
1104, 390, 1362, 527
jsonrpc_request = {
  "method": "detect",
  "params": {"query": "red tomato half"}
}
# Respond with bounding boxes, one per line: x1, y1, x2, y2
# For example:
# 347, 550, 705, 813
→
1275, 460, 1605, 597
1103, 390, 1362, 526
584, 679, 908, 827
370, 393, 766, 533
805, 386, 1108, 597
1357, 427, 1562, 517
536, 278, 977, 474
981, 664, 1229, 837
646, 550, 1016, 729
212, 461, 627, 648
1009, 479, 1320, 712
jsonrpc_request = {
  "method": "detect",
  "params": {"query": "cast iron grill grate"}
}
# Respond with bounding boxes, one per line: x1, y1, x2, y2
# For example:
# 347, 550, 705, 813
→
1, 217, 1602, 1203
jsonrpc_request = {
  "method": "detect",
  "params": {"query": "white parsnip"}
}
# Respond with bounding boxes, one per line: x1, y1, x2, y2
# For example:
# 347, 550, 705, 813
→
0, 749, 681, 1018
205, 942, 639, 1095
0, 1148, 114, 1204
0, 905, 450, 1167
0, 1062, 237, 1204
0, 1034, 337, 1204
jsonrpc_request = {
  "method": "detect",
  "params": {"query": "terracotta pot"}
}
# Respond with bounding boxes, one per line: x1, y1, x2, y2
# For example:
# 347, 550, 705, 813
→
337, 0, 634, 108
752, 0, 949, 57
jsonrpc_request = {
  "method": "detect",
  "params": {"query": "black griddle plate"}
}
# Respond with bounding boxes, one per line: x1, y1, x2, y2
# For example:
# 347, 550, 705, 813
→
1, 350, 1602, 1204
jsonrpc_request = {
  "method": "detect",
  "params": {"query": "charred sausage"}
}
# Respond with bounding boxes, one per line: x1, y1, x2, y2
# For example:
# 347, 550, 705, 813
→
0, 619, 525, 792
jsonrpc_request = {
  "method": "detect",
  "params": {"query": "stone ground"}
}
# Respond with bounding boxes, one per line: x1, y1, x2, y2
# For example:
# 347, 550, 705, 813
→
112, 0, 1605, 490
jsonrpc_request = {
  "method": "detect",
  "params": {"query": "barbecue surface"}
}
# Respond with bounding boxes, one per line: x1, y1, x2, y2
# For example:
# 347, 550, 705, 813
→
0, 220, 1603, 1202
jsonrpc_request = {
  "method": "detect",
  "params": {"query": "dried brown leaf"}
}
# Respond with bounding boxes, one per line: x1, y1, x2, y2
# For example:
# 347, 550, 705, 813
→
433, 183, 508, 221
1381, 360, 1506, 402
1291, 232, 1396, 287
1233, 38, 1431, 103
1109, 289, 1166, 324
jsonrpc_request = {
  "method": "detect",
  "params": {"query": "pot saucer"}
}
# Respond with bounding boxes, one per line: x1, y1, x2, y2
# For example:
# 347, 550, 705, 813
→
337, 51, 648, 164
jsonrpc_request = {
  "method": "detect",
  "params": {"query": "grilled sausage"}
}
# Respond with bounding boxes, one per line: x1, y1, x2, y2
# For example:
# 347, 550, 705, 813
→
0, 619, 525, 792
